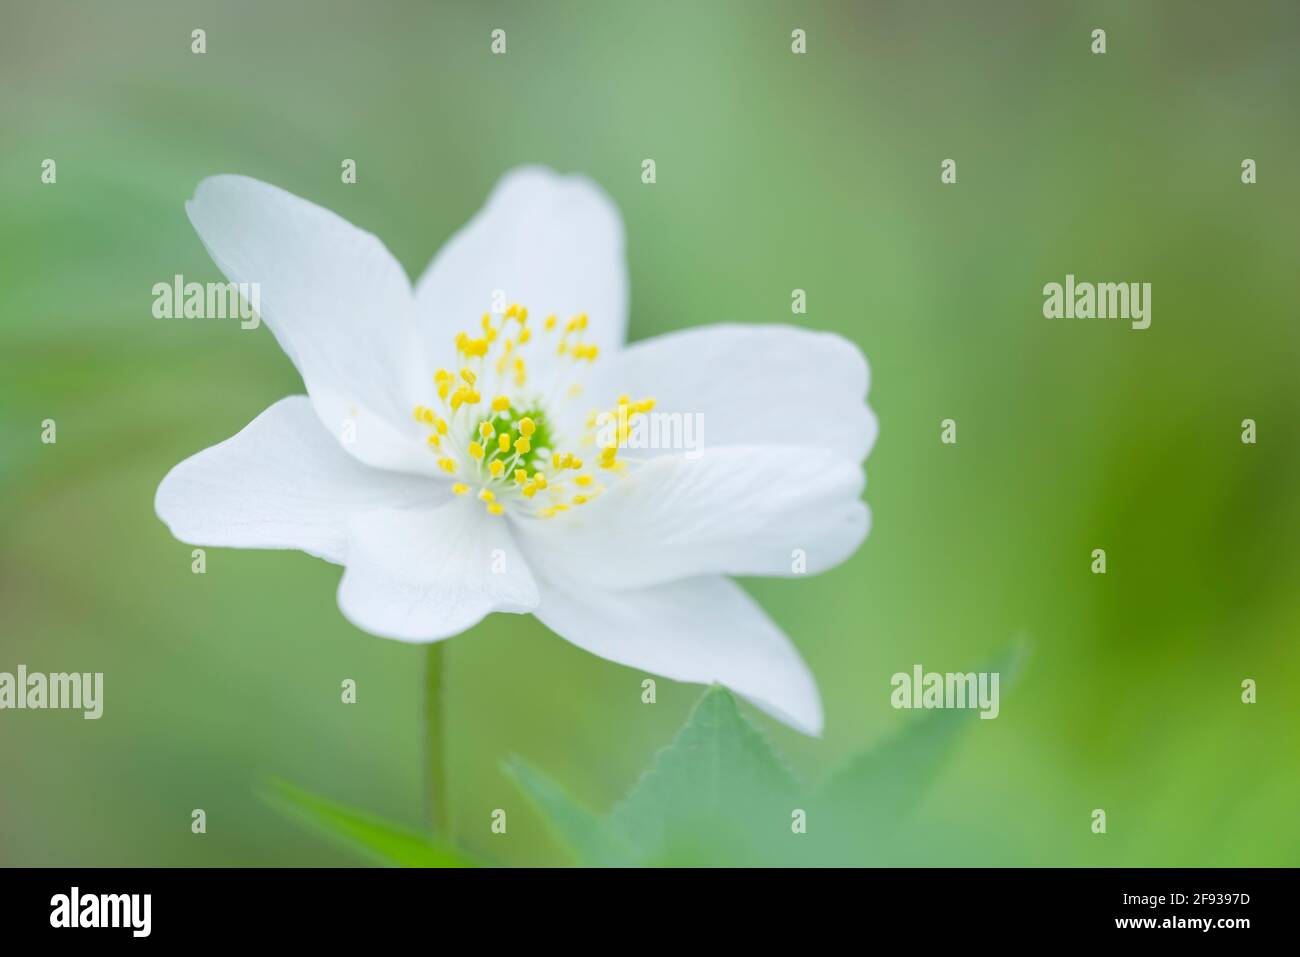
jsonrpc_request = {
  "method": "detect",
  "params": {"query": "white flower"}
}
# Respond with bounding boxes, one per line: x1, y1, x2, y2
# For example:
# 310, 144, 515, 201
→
155, 167, 876, 736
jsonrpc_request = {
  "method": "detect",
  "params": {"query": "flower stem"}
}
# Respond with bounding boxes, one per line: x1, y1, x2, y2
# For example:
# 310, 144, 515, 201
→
423, 642, 451, 840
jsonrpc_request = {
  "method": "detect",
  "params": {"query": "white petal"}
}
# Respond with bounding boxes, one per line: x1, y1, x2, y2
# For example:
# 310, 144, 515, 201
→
186, 175, 432, 473
337, 498, 540, 643
155, 397, 438, 563
591, 323, 877, 461
534, 575, 823, 736
414, 166, 628, 367
516, 445, 867, 589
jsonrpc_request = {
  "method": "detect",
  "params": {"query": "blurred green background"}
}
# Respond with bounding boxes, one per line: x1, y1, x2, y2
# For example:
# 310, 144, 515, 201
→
2, 0, 1298, 866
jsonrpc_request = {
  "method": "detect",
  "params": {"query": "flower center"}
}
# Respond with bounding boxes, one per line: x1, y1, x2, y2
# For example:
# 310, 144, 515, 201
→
412, 303, 653, 519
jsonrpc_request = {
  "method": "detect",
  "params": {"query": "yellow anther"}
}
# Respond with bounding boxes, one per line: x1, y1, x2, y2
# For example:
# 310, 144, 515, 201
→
488, 460, 504, 477
519, 326, 532, 344
522, 483, 539, 498
518, 417, 536, 437
452, 483, 469, 495
532, 471, 547, 488
450, 388, 466, 411
478, 489, 495, 503
435, 416, 448, 435
545, 314, 557, 331
437, 380, 450, 400
568, 457, 583, 470
575, 474, 594, 487
617, 394, 630, 405
438, 457, 458, 474
464, 389, 480, 405
506, 303, 519, 318
460, 368, 477, 385
426, 434, 441, 448
486, 502, 504, 515
573, 495, 589, 505
578, 313, 588, 329
514, 469, 528, 484
469, 441, 485, 461
518, 307, 528, 322
553, 452, 570, 469
514, 437, 531, 455
491, 395, 511, 412
498, 432, 511, 453
479, 421, 495, 440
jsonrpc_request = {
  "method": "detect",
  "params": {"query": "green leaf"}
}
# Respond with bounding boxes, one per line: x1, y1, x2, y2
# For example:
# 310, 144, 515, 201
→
816, 638, 1031, 843
261, 779, 472, 868
608, 685, 801, 865
501, 757, 635, 867
507, 645, 1027, 866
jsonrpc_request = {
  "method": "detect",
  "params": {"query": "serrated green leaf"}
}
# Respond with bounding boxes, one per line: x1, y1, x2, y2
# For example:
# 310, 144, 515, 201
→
502, 757, 636, 867
609, 685, 801, 865
261, 778, 472, 868
816, 638, 1031, 840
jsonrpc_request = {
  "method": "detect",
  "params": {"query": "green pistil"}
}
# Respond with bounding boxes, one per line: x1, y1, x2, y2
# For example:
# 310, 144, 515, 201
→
497, 405, 554, 475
